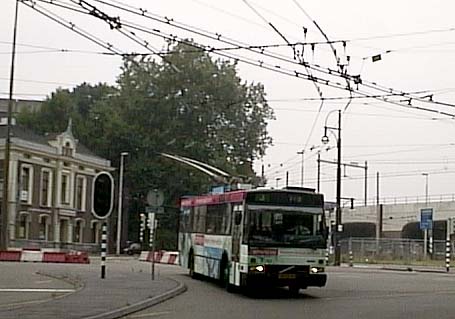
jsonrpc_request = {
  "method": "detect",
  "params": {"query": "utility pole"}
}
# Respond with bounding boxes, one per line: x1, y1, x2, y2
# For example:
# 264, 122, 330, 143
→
1, 0, 19, 250
316, 153, 320, 192
321, 110, 342, 266
116, 152, 128, 255
335, 110, 342, 266
364, 161, 368, 206
297, 150, 304, 186
376, 172, 382, 240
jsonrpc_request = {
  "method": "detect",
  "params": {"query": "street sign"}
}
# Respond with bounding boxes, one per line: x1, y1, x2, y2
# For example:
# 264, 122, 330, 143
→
92, 172, 114, 219
420, 208, 433, 230
146, 189, 164, 208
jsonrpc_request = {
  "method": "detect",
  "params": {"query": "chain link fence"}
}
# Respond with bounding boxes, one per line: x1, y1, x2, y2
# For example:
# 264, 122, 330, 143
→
334, 237, 452, 266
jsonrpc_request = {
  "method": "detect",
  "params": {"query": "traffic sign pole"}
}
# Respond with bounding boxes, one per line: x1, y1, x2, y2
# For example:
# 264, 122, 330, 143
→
420, 208, 433, 259
424, 229, 427, 259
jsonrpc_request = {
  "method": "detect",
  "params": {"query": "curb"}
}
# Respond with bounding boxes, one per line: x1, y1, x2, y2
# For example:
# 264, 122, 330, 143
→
342, 263, 451, 274
83, 277, 187, 319
382, 266, 449, 274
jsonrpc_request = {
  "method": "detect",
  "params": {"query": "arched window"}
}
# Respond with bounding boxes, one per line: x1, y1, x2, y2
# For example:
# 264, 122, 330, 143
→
39, 214, 50, 241
91, 221, 100, 244
59, 218, 69, 243
62, 141, 73, 157
74, 219, 85, 243
17, 213, 31, 239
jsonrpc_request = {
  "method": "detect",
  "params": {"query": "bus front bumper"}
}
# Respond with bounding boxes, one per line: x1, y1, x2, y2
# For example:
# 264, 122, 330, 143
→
244, 266, 327, 288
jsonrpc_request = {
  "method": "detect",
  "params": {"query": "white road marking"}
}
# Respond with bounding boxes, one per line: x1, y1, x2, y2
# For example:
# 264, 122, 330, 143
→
34, 280, 54, 284
128, 311, 172, 318
0, 288, 75, 293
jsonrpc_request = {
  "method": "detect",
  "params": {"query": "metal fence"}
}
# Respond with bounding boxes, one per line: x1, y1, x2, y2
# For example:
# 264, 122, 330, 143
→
336, 237, 452, 266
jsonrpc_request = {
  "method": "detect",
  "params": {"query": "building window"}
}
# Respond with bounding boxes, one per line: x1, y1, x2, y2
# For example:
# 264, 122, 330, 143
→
62, 141, 73, 157
40, 169, 53, 207
20, 164, 33, 204
60, 219, 69, 243
91, 221, 100, 244
60, 172, 71, 205
17, 213, 30, 239
75, 176, 87, 211
39, 215, 50, 241
74, 219, 84, 243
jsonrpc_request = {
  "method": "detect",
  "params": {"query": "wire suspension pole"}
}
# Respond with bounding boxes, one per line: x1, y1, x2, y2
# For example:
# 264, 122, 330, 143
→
1, 0, 19, 251
446, 218, 451, 272
335, 110, 342, 266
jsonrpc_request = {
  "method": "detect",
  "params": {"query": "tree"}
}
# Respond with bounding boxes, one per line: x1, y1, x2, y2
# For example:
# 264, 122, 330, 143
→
18, 41, 275, 248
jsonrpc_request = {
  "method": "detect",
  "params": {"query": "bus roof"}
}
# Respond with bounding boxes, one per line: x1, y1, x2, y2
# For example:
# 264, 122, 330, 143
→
180, 188, 323, 208
180, 190, 247, 207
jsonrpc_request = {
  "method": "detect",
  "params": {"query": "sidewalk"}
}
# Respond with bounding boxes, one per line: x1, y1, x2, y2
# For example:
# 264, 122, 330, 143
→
0, 258, 186, 319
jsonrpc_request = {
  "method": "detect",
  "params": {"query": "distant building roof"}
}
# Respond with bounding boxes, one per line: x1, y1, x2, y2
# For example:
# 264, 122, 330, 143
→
0, 123, 99, 158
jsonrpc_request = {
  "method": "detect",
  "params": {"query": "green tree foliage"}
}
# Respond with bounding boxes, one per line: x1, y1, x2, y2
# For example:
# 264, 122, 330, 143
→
18, 41, 275, 248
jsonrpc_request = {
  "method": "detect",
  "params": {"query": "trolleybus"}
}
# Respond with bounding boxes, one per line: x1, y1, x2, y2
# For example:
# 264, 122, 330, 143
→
178, 187, 327, 293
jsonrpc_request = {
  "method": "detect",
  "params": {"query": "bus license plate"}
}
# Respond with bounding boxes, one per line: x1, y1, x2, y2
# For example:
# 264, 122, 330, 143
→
278, 274, 296, 279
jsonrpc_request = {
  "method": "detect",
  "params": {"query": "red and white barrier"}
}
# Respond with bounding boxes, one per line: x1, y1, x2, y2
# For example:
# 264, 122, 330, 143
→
139, 250, 179, 265
0, 249, 90, 264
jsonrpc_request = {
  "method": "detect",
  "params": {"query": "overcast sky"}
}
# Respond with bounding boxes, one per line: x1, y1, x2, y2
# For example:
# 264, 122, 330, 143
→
2, 0, 455, 205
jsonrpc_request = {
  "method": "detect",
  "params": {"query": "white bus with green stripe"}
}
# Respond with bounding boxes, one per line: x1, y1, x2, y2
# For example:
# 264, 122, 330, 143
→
178, 187, 327, 293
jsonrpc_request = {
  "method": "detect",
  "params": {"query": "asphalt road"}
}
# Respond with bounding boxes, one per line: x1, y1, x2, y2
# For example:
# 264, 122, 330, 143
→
123, 266, 455, 319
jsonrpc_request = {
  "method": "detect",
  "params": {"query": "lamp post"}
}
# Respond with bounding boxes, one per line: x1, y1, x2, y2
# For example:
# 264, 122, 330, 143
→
297, 150, 304, 187
422, 173, 429, 204
422, 172, 431, 257
321, 110, 342, 266
116, 152, 128, 255
1, 0, 19, 250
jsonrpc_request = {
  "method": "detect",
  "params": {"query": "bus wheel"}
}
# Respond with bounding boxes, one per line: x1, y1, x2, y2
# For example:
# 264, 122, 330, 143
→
219, 256, 229, 287
189, 252, 196, 279
289, 284, 300, 296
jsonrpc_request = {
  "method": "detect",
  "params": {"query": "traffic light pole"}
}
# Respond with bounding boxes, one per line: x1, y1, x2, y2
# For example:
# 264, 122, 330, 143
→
101, 222, 107, 279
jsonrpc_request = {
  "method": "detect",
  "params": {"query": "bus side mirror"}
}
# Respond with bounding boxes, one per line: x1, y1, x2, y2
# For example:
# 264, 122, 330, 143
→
234, 212, 242, 225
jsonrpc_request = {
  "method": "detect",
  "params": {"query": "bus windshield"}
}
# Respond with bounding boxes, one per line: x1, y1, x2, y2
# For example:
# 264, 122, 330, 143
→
246, 209, 326, 249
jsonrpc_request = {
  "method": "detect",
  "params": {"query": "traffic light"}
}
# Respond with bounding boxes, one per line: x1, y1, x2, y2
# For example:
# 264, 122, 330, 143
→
92, 172, 114, 219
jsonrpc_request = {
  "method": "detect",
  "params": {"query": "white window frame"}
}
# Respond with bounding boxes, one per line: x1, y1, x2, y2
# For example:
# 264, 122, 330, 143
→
20, 164, 34, 205
60, 171, 71, 206
75, 175, 87, 212
40, 168, 53, 207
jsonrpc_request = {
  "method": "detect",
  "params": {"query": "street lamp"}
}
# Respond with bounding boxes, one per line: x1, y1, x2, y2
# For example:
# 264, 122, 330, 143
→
422, 173, 429, 205
116, 152, 128, 255
321, 110, 342, 266
297, 150, 304, 186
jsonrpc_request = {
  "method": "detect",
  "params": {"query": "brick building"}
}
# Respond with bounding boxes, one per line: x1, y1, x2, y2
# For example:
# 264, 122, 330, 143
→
0, 118, 114, 252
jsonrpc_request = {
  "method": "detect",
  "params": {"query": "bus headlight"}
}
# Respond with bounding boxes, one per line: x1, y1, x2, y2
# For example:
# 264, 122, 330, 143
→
255, 265, 264, 272
311, 267, 324, 274
249, 265, 265, 272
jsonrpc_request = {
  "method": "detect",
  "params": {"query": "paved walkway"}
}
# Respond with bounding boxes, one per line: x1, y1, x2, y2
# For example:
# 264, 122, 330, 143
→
0, 258, 186, 319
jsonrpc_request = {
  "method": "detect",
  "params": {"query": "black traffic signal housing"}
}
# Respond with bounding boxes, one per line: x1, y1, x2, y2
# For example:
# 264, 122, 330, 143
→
92, 172, 114, 219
